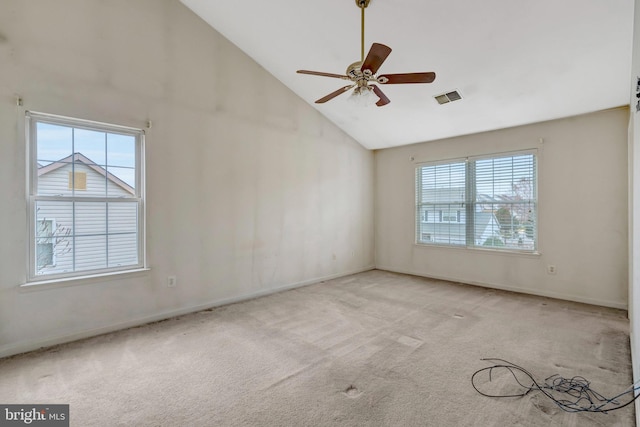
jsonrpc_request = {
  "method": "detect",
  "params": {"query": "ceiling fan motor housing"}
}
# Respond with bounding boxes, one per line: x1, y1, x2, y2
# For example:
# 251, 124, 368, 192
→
346, 61, 381, 87
346, 61, 363, 79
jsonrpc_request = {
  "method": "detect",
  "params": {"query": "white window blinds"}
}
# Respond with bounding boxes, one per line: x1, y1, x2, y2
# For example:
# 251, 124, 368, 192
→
416, 151, 537, 252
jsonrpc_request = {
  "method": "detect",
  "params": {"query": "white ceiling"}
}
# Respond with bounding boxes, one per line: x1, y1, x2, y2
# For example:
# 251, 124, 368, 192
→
180, 0, 634, 150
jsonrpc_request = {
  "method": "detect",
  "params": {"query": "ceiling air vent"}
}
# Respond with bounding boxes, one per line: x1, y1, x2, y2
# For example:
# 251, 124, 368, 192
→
435, 90, 462, 105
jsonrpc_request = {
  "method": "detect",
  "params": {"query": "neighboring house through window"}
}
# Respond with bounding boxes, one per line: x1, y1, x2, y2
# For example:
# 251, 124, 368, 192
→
36, 219, 55, 268
415, 151, 537, 251
441, 210, 461, 222
27, 112, 145, 281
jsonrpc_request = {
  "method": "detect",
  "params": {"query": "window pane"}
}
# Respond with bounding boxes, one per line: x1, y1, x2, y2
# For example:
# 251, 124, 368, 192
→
36, 123, 73, 196
106, 166, 136, 196
416, 153, 536, 252
75, 235, 107, 271
36, 201, 73, 233
75, 202, 106, 235
75, 128, 106, 166
474, 154, 536, 251
36, 240, 54, 268
107, 133, 136, 197
107, 133, 136, 168
417, 162, 466, 245
108, 203, 138, 233
36, 122, 72, 165
108, 234, 138, 267
35, 201, 74, 275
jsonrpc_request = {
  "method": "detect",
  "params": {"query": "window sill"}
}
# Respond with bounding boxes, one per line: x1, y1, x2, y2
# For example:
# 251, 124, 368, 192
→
21, 268, 151, 292
413, 243, 541, 257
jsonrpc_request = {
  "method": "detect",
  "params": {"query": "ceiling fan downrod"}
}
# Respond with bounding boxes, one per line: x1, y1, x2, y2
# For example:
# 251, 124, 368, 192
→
357, 0, 371, 62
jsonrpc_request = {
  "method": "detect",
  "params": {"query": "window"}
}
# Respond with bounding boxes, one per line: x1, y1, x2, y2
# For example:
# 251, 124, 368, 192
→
416, 151, 537, 252
27, 112, 145, 280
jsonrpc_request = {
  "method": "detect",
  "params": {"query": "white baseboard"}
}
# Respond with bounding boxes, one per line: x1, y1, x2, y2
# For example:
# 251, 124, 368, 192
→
0, 265, 375, 359
375, 266, 628, 310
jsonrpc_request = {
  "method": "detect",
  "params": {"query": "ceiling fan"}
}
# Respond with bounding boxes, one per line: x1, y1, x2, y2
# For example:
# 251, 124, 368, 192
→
297, 0, 436, 107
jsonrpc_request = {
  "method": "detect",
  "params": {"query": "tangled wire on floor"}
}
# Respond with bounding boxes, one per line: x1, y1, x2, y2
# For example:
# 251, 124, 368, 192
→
471, 358, 640, 413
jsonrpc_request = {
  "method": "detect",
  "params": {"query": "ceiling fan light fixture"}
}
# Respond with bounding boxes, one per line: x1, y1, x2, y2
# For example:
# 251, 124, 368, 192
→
349, 85, 378, 106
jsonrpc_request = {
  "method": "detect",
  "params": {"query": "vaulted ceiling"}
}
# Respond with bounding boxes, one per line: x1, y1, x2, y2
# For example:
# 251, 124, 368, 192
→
180, 0, 634, 150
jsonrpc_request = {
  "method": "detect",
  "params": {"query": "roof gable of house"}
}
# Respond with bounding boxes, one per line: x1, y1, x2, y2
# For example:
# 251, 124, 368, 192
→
38, 153, 135, 195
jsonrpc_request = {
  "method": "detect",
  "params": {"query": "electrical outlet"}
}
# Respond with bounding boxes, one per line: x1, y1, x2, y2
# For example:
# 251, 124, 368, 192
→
167, 276, 177, 287
547, 265, 557, 275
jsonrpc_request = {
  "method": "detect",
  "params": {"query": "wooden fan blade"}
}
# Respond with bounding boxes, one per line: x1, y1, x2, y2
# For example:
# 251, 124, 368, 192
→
297, 70, 349, 80
378, 72, 436, 84
315, 85, 355, 104
370, 84, 390, 107
361, 43, 392, 74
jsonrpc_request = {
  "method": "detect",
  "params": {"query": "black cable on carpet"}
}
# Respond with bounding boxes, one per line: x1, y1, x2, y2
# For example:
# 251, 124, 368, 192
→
471, 358, 640, 413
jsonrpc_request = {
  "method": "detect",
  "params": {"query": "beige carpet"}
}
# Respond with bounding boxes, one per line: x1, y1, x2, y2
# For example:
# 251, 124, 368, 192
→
0, 270, 634, 426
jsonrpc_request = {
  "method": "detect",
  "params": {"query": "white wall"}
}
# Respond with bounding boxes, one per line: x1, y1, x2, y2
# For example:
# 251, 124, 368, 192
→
376, 108, 629, 308
0, 0, 374, 357
629, 0, 640, 422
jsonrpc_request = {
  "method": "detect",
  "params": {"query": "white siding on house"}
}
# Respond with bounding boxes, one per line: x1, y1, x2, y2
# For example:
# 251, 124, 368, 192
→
108, 203, 137, 233
75, 235, 107, 272
35, 160, 138, 276
108, 234, 138, 267
75, 202, 106, 235
107, 203, 138, 267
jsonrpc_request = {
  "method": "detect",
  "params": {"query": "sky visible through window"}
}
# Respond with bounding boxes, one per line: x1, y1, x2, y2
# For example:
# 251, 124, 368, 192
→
36, 122, 136, 187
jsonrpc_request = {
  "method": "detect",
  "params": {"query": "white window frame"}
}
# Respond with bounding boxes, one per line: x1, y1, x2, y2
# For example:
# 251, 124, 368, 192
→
415, 150, 538, 253
26, 111, 146, 282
